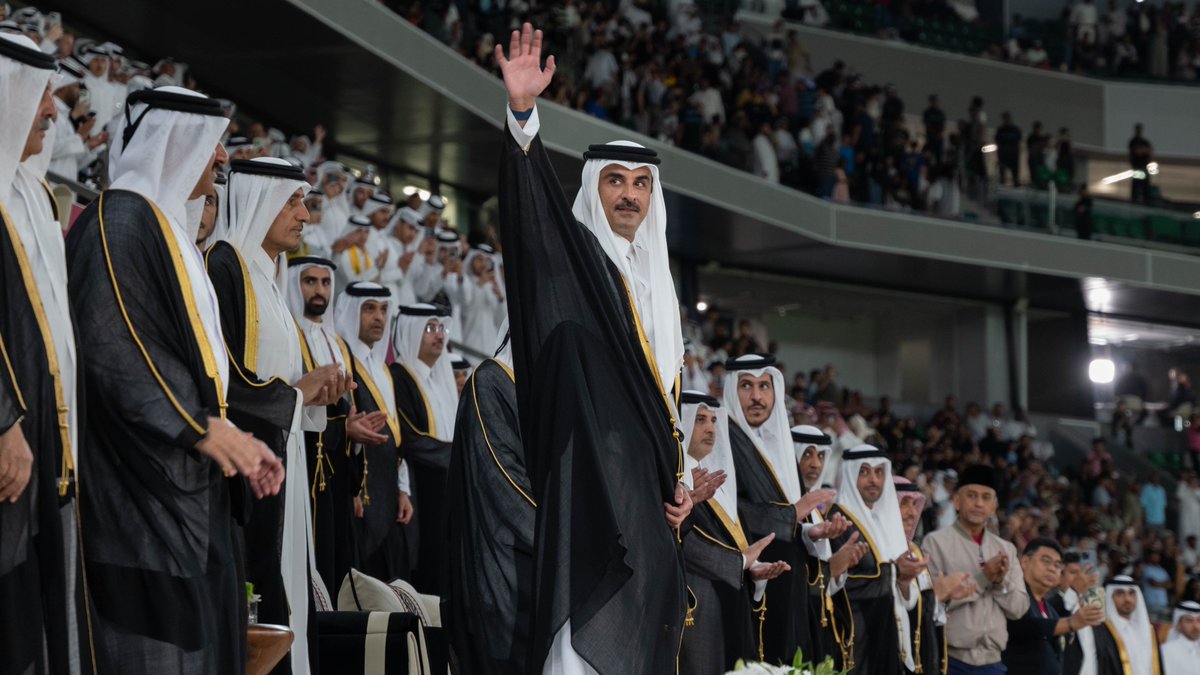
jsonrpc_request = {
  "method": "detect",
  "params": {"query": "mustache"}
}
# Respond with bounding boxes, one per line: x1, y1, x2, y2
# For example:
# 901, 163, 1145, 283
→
614, 199, 640, 212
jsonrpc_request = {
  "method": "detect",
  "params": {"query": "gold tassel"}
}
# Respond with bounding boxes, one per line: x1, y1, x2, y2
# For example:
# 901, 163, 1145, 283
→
914, 586, 924, 674
684, 586, 698, 628
360, 452, 370, 506
755, 594, 768, 662
58, 408, 72, 497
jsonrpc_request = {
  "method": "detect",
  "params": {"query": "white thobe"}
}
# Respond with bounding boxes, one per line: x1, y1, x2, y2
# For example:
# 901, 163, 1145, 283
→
247, 250, 324, 675
1162, 637, 1199, 675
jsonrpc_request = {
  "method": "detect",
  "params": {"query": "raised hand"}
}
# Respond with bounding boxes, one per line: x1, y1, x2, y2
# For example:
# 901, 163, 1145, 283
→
808, 512, 850, 541
689, 467, 727, 505
894, 548, 929, 583
346, 405, 389, 445
664, 482, 693, 530
794, 487, 837, 523
495, 22, 557, 113
749, 560, 791, 582
933, 572, 977, 602
0, 424, 33, 503
743, 533, 776, 569
397, 491, 414, 524
830, 531, 869, 577
983, 552, 1008, 585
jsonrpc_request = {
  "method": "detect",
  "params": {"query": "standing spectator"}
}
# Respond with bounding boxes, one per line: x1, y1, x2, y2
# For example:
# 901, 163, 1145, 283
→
925, 465, 1029, 675
1055, 128, 1075, 190
994, 112, 1022, 187
832, 158, 850, 203
1074, 184, 1094, 240
1026, 121, 1049, 189
1179, 472, 1200, 542
1142, 550, 1172, 614
1129, 123, 1154, 205
1071, 0, 1100, 46
815, 126, 839, 198
1003, 538, 1105, 674
1141, 473, 1167, 530
966, 96, 988, 189
752, 120, 780, 183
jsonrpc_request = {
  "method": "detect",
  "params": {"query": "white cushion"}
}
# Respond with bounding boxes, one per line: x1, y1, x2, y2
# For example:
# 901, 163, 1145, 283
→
337, 568, 442, 628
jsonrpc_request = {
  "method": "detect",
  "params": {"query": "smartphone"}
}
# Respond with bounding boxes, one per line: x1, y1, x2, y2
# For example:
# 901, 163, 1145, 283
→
1080, 550, 1097, 568
1083, 587, 1105, 611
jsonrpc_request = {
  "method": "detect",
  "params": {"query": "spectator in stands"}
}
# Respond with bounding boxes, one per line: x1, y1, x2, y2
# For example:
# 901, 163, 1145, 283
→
752, 119, 780, 183
1072, 0, 1101, 47
1182, 533, 1200, 574
1129, 123, 1154, 205
965, 96, 988, 195
1074, 184, 1094, 240
931, 394, 961, 430
1141, 473, 1168, 530
994, 112, 1022, 187
1143, 549, 1173, 613
1026, 121, 1049, 190
1055, 128, 1076, 191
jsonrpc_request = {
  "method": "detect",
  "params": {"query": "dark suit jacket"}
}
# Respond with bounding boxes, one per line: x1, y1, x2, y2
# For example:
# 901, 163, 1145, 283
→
1001, 584, 1064, 675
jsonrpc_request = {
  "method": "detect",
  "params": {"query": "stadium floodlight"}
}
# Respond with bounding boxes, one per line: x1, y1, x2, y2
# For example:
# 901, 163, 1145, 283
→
1088, 358, 1115, 384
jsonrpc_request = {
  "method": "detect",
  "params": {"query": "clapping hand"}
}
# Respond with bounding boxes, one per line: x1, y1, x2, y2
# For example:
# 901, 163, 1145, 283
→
808, 512, 850, 541
664, 482, 693, 529
688, 467, 727, 504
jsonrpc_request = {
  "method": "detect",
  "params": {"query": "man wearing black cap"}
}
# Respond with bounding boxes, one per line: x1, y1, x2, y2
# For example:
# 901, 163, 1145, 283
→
924, 465, 1028, 675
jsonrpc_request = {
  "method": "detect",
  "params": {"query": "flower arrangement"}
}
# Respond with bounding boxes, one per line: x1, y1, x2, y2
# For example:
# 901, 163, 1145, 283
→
727, 650, 846, 675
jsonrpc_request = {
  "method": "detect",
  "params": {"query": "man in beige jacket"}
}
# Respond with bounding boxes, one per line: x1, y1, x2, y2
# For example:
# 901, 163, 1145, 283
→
924, 464, 1029, 675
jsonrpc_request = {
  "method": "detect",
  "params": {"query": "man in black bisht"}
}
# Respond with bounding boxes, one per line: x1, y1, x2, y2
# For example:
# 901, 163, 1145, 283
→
721, 355, 846, 664
66, 86, 284, 674
389, 303, 457, 594
678, 390, 789, 674
445, 323, 537, 674
333, 282, 411, 582
0, 31, 78, 675
286, 256, 391, 591
496, 23, 694, 673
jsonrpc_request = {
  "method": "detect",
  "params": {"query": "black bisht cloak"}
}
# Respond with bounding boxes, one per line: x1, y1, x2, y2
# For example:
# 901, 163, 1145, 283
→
444, 358, 536, 674
204, 240, 304, 627
297, 330, 356, 593
388, 361, 452, 594
347, 354, 407, 582
0, 189, 79, 675
727, 421, 814, 664
1064, 621, 1162, 675
828, 503, 902, 675
66, 190, 245, 675
679, 500, 757, 674
498, 129, 687, 673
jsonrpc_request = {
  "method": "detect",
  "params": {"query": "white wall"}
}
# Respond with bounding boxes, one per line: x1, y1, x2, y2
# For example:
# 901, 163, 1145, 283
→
759, 303, 1010, 407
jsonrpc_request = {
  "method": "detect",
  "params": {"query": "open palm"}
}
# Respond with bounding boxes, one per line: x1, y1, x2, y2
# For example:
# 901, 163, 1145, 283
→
495, 22, 557, 111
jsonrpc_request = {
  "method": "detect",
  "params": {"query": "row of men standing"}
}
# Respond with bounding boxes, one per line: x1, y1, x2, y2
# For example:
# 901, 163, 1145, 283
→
0, 27, 478, 674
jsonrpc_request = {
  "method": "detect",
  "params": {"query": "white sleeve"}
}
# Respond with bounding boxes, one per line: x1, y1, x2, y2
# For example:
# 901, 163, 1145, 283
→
506, 105, 541, 151
800, 522, 833, 560
299, 391, 328, 433
745, 559, 769, 603
398, 459, 410, 494
827, 572, 848, 596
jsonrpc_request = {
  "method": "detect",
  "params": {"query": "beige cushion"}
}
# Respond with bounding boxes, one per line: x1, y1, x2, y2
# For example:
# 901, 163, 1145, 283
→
337, 568, 442, 628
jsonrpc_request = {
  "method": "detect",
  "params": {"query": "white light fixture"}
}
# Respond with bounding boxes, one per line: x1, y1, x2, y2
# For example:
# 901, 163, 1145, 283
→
1147, 162, 1159, 176
1087, 286, 1112, 308
982, 144, 997, 153
696, 301, 708, 312
1100, 170, 1135, 185
1089, 358, 1115, 384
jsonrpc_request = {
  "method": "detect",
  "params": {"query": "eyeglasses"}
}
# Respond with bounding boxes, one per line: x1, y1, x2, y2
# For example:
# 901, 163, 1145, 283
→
423, 323, 447, 336
1036, 556, 1064, 570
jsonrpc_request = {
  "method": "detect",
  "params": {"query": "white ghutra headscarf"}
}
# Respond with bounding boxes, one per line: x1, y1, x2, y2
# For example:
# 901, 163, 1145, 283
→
572, 141, 683, 392
722, 354, 803, 503
391, 303, 458, 441
680, 390, 740, 527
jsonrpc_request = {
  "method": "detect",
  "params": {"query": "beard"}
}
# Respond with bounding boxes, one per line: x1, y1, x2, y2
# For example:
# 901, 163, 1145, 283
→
305, 298, 328, 317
